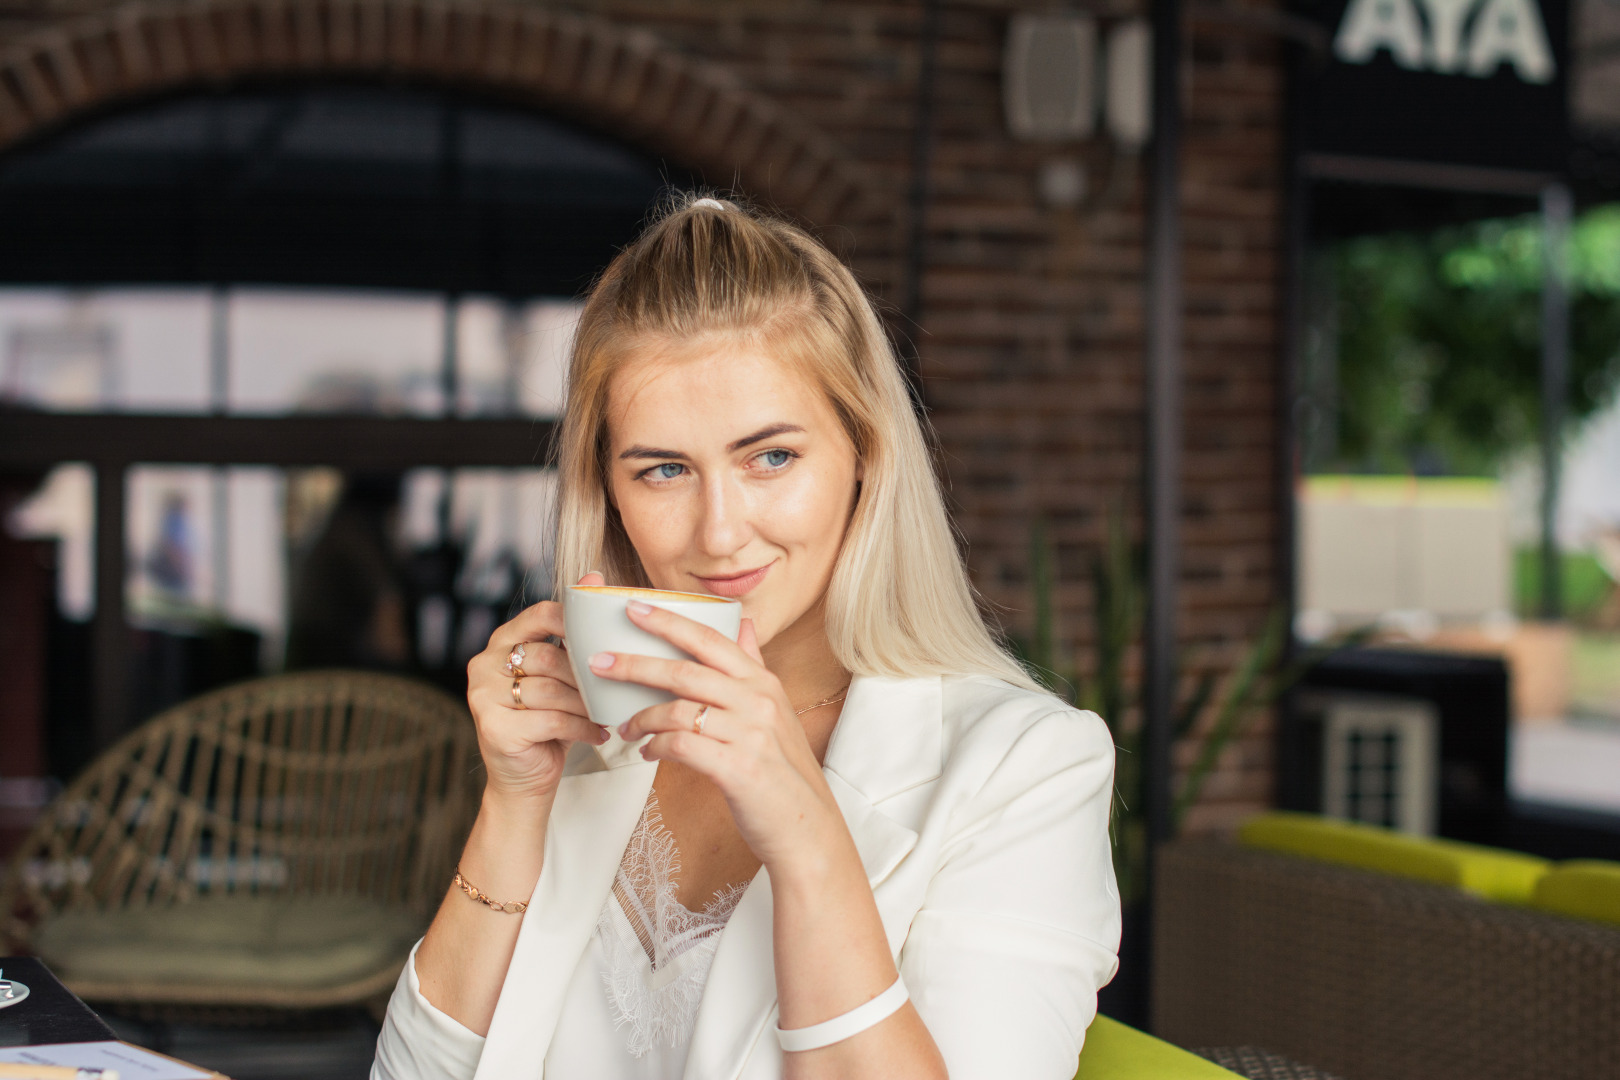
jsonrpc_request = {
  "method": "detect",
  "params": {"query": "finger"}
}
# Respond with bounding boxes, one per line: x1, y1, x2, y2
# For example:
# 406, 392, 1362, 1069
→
623, 601, 755, 679
738, 618, 764, 664
587, 651, 736, 707
578, 571, 605, 587
483, 708, 607, 751
491, 599, 565, 652
638, 727, 735, 776
472, 637, 559, 694
621, 698, 714, 743
502, 641, 576, 688
511, 675, 586, 717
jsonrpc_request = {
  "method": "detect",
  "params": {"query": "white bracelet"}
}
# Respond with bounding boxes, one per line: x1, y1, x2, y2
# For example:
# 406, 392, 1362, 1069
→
775, 974, 909, 1053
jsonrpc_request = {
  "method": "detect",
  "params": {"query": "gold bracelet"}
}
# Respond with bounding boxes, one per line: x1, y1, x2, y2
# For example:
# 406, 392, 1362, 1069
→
452, 867, 529, 915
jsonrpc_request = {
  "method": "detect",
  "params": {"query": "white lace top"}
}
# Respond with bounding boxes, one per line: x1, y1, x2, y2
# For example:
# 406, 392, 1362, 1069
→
543, 796, 747, 1077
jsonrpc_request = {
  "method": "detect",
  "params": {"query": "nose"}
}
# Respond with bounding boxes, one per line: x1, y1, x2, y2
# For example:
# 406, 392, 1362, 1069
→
697, 472, 752, 558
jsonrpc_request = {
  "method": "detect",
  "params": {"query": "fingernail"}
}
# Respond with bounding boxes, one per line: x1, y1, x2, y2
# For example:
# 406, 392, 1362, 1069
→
617, 722, 630, 738
627, 599, 653, 615
589, 652, 615, 670
597, 725, 611, 744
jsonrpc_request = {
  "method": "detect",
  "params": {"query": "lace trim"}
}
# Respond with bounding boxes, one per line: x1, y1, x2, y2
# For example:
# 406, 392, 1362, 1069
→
598, 795, 747, 1058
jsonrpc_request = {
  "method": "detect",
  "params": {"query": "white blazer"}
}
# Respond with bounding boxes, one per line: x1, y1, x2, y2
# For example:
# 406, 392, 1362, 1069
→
373, 673, 1121, 1080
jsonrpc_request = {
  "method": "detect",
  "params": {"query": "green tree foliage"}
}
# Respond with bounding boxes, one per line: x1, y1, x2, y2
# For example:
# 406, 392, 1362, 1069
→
1330, 205, 1620, 476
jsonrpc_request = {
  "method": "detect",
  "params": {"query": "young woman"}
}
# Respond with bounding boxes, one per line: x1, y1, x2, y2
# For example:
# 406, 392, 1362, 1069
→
372, 196, 1119, 1080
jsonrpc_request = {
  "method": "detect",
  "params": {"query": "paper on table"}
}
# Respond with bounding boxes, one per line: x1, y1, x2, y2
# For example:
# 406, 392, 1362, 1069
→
0, 1042, 213, 1079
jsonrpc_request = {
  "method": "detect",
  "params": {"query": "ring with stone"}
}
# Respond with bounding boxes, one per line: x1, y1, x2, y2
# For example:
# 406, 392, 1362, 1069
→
693, 705, 709, 735
504, 642, 527, 678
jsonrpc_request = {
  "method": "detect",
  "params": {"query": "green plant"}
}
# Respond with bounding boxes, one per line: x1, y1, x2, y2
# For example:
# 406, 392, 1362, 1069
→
1013, 510, 1366, 906
1323, 205, 1620, 476
1512, 547, 1615, 623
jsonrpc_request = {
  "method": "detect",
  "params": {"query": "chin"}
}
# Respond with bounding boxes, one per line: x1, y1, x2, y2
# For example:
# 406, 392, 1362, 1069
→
747, 589, 818, 646
738, 599, 778, 644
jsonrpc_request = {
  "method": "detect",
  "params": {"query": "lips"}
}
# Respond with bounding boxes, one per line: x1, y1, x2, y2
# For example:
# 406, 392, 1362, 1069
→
695, 561, 774, 598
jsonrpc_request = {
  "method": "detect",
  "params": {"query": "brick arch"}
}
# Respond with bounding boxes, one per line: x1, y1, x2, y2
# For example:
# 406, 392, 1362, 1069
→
0, 0, 885, 229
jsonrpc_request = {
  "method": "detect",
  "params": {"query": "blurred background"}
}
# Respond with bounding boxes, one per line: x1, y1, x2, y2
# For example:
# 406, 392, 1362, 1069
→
0, 0, 1614, 1077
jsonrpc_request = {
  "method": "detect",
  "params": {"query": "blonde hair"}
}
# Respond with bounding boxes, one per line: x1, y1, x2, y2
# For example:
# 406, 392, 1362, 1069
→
553, 194, 1041, 692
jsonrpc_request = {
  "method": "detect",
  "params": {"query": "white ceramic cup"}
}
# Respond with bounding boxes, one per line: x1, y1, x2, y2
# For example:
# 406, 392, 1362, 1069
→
563, 585, 743, 740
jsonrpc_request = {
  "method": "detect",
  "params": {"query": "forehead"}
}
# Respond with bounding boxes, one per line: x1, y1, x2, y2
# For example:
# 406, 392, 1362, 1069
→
604, 340, 834, 447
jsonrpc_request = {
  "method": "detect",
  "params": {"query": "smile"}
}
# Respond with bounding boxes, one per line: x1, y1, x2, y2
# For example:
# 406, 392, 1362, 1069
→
694, 562, 775, 598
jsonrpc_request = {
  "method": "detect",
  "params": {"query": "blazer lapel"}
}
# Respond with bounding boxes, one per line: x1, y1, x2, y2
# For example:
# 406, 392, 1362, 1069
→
822, 675, 941, 950
679, 860, 778, 1080
473, 754, 656, 1080
680, 675, 942, 1080
823, 675, 944, 807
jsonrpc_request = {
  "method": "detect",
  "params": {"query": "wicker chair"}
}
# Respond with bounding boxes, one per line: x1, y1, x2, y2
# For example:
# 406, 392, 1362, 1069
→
0, 671, 482, 1016
1153, 839, 1620, 1080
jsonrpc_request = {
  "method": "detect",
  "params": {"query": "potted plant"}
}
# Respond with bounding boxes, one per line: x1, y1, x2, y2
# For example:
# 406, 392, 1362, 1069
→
1010, 511, 1364, 1023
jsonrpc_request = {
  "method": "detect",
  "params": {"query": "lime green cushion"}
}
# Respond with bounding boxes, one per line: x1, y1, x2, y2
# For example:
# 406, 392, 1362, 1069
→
1074, 1015, 1242, 1080
1530, 861, 1620, 926
35, 895, 425, 990
1238, 812, 1549, 904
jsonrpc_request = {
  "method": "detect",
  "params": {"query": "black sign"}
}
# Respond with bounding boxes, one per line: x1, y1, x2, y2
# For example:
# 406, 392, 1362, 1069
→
1295, 0, 1569, 175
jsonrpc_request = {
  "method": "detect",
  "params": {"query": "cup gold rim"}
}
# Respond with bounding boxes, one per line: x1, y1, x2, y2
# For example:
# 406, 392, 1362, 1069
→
567, 584, 738, 605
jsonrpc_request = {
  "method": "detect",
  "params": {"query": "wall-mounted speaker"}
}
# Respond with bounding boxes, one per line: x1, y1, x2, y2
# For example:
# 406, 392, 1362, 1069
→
1004, 14, 1098, 141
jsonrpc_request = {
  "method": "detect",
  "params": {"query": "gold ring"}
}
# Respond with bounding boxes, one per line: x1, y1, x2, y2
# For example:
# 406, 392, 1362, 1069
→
504, 643, 528, 679
511, 678, 524, 708
693, 705, 708, 735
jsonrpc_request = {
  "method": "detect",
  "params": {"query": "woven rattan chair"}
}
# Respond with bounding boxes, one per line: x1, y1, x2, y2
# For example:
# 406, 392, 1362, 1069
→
1154, 839, 1620, 1080
0, 671, 482, 1017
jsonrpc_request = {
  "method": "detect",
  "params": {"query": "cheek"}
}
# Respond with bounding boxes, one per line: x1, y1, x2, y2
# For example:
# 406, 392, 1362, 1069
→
762, 460, 856, 557
614, 482, 686, 566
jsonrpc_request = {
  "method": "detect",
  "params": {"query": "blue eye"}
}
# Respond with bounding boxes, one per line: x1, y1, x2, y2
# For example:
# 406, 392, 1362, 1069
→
654, 463, 685, 480
761, 449, 793, 468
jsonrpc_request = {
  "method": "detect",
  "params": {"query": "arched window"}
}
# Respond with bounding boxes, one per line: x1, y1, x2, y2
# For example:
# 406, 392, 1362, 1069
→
0, 82, 690, 771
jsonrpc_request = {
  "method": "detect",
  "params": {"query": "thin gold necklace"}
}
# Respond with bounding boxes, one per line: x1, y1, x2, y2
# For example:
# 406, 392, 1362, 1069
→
794, 687, 849, 716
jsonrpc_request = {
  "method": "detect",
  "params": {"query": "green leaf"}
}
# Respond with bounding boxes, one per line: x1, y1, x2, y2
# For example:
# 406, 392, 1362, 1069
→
1173, 669, 1217, 740
1171, 607, 1287, 827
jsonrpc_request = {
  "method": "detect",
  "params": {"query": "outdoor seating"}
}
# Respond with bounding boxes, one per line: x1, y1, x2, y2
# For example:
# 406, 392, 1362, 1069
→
1153, 814, 1620, 1080
0, 671, 481, 1017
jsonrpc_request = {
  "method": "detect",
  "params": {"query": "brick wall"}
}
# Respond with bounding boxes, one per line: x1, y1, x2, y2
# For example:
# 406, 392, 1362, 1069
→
0, 0, 1288, 832
603, 0, 1288, 832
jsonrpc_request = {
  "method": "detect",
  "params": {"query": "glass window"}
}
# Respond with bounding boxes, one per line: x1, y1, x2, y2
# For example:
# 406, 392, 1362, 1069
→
0, 80, 674, 784
454, 297, 578, 418
0, 286, 581, 418
227, 288, 445, 416
1294, 192, 1620, 822
7, 461, 556, 721
0, 288, 211, 412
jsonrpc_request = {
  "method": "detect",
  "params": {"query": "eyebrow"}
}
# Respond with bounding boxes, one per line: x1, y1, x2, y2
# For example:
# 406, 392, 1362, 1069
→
617, 423, 805, 461
727, 423, 804, 452
618, 444, 688, 461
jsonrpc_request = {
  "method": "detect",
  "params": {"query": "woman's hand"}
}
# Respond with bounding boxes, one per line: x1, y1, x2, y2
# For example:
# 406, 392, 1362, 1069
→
589, 602, 844, 873
466, 572, 610, 804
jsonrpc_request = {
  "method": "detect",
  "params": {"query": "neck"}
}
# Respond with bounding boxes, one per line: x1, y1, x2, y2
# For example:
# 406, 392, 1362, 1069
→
760, 594, 849, 712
